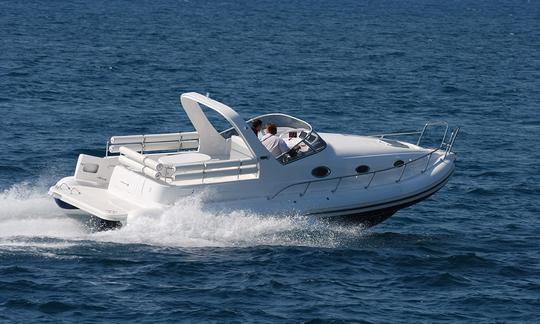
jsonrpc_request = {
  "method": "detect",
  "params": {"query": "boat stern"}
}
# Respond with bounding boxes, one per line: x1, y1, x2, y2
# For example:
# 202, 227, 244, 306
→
48, 153, 130, 222
49, 176, 129, 223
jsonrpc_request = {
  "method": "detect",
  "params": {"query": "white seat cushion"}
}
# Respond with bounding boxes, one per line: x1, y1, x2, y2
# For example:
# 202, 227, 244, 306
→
158, 152, 211, 166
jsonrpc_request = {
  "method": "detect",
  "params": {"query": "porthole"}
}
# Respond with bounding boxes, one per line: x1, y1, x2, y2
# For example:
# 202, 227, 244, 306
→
311, 166, 331, 178
355, 165, 370, 174
393, 160, 405, 167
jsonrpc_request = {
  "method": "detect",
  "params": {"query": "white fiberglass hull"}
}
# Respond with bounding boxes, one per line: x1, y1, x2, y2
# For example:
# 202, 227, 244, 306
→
50, 151, 455, 228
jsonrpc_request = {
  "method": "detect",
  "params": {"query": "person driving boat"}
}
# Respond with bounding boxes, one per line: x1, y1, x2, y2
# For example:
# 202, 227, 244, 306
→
260, 123, 289, 158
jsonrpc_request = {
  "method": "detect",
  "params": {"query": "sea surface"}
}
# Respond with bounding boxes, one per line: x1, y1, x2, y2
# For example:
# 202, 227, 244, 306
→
1, 0, 539, 322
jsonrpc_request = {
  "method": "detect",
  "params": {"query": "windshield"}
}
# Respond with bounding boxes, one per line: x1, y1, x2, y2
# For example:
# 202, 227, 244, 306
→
250, 114, 312, 131
220, 113, 326, 164
247, 113, 326, 164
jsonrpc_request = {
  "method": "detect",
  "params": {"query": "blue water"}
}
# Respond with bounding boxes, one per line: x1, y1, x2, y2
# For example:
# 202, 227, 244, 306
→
1, 0, 539, 322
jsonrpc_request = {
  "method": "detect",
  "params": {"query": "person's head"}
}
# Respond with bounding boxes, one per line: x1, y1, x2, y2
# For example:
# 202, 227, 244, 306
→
252, 119, 262, 132
266, 123, 278, 135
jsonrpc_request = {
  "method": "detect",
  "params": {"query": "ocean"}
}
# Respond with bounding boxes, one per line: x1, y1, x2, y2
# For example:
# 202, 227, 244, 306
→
1, 0, 539, 322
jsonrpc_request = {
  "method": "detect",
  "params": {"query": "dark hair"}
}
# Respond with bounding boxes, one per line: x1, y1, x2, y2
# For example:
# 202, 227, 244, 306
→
252, 119, 262, 128
266, 123, 278, 135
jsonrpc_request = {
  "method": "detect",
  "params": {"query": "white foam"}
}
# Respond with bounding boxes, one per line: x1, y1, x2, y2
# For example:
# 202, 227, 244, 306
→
0, 182, 367, 250
0, 183, 86, 241
93, 195, 366, 248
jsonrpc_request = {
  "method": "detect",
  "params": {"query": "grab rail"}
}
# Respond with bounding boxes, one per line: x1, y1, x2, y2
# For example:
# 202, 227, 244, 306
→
417, 121, 449, 147
169, 158, 259, 183
117, 145, 259, 183
370, 121, 449, 149
106, 131, 200, 156
370, 131, 423, 139
268, 125, 460, 200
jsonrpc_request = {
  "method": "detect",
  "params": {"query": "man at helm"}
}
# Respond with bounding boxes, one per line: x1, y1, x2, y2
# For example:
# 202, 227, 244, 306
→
260, 123, 289, 158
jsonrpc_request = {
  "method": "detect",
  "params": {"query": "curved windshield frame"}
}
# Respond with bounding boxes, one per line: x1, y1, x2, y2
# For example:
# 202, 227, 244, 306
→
220, 113, 327, 164
244, 113, 326, 164
249, 113, 313, 132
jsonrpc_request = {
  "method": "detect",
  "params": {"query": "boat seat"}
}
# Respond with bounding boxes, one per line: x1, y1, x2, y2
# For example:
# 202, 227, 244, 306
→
158, 152, 211, 166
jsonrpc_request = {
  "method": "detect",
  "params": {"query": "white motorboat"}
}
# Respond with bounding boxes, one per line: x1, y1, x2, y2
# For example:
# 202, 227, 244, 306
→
49, 92, 459, 229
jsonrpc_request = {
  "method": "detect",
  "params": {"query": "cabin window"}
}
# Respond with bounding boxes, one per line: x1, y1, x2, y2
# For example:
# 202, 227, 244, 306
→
312, 166, 331, 178
393, 160, 405, 167
356, 165, 370, 174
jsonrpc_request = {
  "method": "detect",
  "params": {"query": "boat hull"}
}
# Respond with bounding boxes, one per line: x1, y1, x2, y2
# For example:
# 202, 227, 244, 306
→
315, 168, 453, 227
54, 198, 79, 210
50, 152, 455, 230
52, 169, 451, 230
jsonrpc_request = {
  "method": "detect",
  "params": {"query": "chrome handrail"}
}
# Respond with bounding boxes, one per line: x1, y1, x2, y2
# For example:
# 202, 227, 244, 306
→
369, 121, 449, 148
445, 127, 460, 157
166, 158, 259, 184
105, 133, 200, 157
417, 121, 449, 147
370, 131, 423, 139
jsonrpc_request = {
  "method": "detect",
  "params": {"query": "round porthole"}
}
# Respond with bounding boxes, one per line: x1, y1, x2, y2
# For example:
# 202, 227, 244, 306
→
355, 165, 370, 174
393, 160, 405, 167
312, 166, 331, 178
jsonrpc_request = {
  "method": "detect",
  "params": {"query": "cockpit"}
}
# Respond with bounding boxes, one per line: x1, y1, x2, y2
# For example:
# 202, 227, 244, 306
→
221, 113, 327, 164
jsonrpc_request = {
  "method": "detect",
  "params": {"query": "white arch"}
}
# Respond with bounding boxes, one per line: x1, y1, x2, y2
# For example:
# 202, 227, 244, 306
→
180, 92, 269, 158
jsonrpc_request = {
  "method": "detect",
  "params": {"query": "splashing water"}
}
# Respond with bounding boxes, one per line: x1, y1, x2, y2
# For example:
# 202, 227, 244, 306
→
0, 183, 368, 251
94, 195, 367, 248
0, 183, 86, 239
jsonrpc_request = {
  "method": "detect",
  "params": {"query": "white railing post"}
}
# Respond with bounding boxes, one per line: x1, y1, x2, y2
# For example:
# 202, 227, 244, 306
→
365, 172, 376, 189
331, 177, 342, 193
300, 182, 311, 197
423, 153, 433, 173
237, 160, 242, 180
396, 164, 407, 183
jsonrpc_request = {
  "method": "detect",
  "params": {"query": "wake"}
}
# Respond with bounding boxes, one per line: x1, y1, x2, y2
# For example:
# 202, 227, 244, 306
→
0, 183, 367, 251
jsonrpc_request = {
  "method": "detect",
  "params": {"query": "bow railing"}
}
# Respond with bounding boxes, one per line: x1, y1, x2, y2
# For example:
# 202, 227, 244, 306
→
268, 124, 459, 200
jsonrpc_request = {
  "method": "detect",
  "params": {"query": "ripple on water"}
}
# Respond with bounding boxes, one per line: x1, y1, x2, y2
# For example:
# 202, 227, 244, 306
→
398, 272, 472, 288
